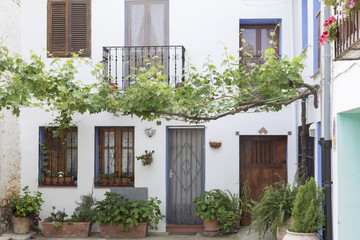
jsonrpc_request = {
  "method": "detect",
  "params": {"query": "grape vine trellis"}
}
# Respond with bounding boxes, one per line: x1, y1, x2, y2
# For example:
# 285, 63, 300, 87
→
0, 45, 319, 132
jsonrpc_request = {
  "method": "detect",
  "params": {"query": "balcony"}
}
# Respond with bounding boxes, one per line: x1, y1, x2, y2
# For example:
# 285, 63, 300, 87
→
103, 46, 186, 90
334, 8, 360, 60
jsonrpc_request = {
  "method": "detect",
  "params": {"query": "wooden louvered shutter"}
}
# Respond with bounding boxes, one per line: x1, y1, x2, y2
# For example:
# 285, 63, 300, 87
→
48, 0, 90, 57
69, 1, 90, 57
48, 1, 68, 57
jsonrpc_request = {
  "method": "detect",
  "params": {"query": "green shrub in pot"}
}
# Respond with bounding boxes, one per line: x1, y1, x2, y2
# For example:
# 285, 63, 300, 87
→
289, 177, 324, 234
250, 181, 297, 238
193, 189, 230, 221
93, 192, 164, 231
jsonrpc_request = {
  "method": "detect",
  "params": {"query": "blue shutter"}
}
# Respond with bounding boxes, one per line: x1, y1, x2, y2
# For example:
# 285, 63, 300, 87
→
39, 127, 45, 185
95, 127, 99, 182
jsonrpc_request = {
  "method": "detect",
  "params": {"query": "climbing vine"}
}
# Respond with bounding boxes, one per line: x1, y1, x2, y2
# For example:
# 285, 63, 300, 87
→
0, 45, 319, 132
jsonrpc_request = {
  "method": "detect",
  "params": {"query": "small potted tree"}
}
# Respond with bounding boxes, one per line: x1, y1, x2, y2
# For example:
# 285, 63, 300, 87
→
283, 178, 324, 240
93, 192, 164, 238
10, 186, 44, 234
42, 194, 95, 237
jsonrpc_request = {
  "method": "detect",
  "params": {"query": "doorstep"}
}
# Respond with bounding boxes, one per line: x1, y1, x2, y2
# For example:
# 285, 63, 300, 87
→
166, 224, 204, 233
0, 231, 35, 240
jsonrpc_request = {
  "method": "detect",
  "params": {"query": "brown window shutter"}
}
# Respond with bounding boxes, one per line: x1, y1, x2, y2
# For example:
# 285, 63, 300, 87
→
48, 1, 68, 57
69, 1, 90, 57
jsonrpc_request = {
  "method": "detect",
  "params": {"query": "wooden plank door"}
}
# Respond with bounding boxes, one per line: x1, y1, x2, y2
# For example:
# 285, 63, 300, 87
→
240, 136, 287, 201
167, 128, 205, 225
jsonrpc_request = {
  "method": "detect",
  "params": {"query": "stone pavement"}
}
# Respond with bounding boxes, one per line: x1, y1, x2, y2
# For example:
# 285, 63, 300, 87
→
0, 226, 272, 240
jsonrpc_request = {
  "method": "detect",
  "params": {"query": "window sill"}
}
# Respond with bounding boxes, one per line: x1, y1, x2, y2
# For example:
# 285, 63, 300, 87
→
38, 185, 77, 188
94, 185, 135, 188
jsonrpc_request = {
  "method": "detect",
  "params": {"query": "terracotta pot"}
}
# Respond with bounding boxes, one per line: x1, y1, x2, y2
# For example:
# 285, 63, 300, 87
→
203, 218, 218, 232
43, 177, 74, 184
42, 221, 91, 238
12, 215, 30, 234
282, 230, 319, 240
99, 222, 148, 238
240, 215, 251, 226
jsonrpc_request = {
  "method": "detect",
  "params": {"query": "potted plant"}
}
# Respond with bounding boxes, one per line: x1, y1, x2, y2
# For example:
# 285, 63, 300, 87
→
283, 178, 324, 240
43, 170, 74, 185
42, 194, 95, 237
250, 181, 297, 239
93, 192, 164, 238
240, 180, 252, 226
10, 186, 44, 234
216, 190, 242, 234
136, 150, 154, 166
193, 189, 230, 232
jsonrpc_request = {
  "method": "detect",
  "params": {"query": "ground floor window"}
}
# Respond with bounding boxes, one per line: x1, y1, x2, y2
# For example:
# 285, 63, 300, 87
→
39, 127, 78, 186
95, 127, 134, 187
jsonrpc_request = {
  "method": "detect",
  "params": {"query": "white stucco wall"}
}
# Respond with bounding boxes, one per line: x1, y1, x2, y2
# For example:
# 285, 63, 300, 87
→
331, 60, 360, 240
0, 0, 22, 209
16, 0, 303, 232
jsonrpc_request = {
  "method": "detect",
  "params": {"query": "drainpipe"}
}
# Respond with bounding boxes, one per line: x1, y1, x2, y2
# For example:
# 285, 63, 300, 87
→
319, 5, 333, 240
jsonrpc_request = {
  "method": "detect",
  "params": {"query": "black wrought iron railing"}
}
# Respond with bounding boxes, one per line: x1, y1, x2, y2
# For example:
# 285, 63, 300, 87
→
103, 45, 186, 90
334, 7, 360, 60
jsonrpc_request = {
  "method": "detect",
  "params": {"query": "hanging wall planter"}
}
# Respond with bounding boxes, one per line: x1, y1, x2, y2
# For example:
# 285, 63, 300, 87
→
209, 141, 222, 149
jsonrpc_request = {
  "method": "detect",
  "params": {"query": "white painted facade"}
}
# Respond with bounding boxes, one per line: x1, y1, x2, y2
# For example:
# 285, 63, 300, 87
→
0, 0, 22, 210
9, 0, 311, 232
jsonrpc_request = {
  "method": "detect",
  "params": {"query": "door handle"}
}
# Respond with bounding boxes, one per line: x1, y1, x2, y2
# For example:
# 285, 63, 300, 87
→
169, 169, 174, 179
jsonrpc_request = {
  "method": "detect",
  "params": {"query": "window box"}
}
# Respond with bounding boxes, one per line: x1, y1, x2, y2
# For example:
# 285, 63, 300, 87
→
42, 176, 75, 185
42, 222, 91, 238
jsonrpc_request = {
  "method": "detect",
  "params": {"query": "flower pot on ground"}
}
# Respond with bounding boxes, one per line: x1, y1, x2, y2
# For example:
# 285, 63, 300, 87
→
42, 194, 95, 237
12, 215, 30, 234
99, 223, 148, 238
42, 222, 91, 238
283, 178, 324, 240
282, 230, 319, 240
203, 218, 218, 231
10, 186, 44, 234
93, 192, 164, 238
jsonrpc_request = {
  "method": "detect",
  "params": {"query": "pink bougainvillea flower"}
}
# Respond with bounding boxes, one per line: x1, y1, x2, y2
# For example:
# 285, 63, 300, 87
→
46, 169, 51, 174
327, 16, 336, 25
348, 0, 356, 9
323, 31, 330, 37
323, 20, 329, 28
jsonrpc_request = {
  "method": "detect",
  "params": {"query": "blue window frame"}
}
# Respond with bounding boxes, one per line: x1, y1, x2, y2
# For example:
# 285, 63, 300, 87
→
39, 127, 78, 186
240, 19, 282, 60
313, 0, 321, 73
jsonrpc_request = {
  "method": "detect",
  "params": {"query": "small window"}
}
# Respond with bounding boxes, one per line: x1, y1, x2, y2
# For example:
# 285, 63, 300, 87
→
240, 24, 279, 65
47, 0, 91, 57
39, 127, 78, 186
95, 127, 135, 187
